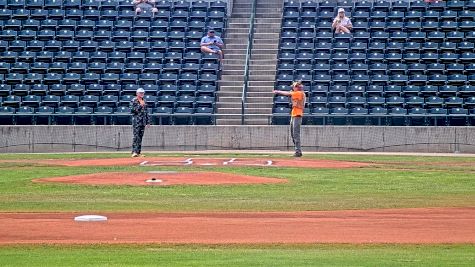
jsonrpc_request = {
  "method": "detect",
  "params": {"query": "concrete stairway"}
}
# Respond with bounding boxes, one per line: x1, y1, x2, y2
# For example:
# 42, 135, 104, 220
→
215, 1, 252, 125
243, 0, 283, 125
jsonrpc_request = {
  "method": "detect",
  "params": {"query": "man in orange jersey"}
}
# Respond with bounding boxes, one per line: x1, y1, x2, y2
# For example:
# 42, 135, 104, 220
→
273, 81, 306, 157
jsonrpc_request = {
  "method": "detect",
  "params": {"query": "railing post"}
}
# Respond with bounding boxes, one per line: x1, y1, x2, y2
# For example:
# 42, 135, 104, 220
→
241, 0, 257, 125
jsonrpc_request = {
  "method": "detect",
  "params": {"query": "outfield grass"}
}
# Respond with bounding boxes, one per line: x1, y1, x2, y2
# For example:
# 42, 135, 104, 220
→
0, 153, 474, 212
0, 244, 474, 267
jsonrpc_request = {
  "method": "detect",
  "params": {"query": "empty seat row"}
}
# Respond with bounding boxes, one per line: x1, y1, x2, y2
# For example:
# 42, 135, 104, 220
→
0, 29, 218, 42
281, 41, 475, 53
0, 84, 217, 96
0, 40, 210, 54
1, 94, 215, 108
0, 9, 226, 21
0, 19, 225, 31
0, 51, 221, 64
284, 0, 475, 12
281, 31, 475, 42
0, 0, 227, 12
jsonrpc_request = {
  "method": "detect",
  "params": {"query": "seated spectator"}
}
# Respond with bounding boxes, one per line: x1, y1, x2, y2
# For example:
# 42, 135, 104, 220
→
332, 8, 352, 34
200, 29, 224, 62
133, 0, 158, 15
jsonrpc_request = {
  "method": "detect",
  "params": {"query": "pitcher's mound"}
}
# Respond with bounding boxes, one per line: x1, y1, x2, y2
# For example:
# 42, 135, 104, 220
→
33, 172, 287, 186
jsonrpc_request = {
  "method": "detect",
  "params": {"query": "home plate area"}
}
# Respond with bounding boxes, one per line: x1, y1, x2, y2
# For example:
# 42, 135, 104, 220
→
139, 158, 273, 167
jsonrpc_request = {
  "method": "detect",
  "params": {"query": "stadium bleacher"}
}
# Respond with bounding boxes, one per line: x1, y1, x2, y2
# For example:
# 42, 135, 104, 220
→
0, 0, 227, 125
275, 0, 475, 126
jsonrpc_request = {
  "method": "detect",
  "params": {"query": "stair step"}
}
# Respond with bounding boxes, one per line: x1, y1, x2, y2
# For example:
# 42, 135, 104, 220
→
255, 8, 282, 13
219, 86, 243, 92
216, 108, 242, 114
252, 39, 280, 44
243, 107, 273, 114
255, 18, 283, 23
217, 91, 242, 98
249, 59, 278, 65
224, 54, 247, 60
226, 44, 248, 49
247, 88, 276, 93
221, 70, 245, 75
232, 13, 252, 18
228, 18, 250, 23
249, 64, 277, 71
223, 59, 246, 64
246, 103, 274, 108
223, 39, 248, 44
219, 80, 244, 86
255, 13, 283, 18
220, 74, 245, 81
243, 119, 271, 125
256, 3, 284, 8
248, 74, 277, 81
249, 70, 276, 75
250, 54, 277, 60
253, 28, 281, 33
225, 28, 251, 34
218, 103, 243, 108
248, 81, 276, 86
233, 8, 253, 13
222, 64, 246, 71
253, 33, 281, 39
252, 44, 279, 50
226, 32, 253, 38
247, 92, 275, 97
246, 96, 274, 103
218, 96, 242, 102
233, 3, 253, 9
227, 23, 251, 29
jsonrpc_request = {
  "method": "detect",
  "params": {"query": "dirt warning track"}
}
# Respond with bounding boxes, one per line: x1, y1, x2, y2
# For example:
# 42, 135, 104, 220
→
1, 208, 473, 244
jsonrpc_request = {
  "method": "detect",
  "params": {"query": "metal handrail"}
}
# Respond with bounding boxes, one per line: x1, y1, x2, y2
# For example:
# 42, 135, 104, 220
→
240, 0, 257, 125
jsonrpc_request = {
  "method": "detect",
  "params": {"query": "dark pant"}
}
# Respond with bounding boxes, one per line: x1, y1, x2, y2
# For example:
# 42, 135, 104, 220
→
132, 124, 145, 154
290, 116, 302, 154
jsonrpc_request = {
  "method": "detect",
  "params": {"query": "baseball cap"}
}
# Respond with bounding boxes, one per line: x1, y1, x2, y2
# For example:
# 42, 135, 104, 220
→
136, 88, 145, 94
208, 28, 215, 33
338, 8, 345, 13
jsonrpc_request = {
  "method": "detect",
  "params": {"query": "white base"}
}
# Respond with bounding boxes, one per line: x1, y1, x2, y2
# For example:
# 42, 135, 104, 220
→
74, 215, 108, 222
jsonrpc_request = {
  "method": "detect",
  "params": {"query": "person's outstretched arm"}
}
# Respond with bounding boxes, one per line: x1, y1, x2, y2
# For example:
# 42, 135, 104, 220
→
273, 90, 291, 96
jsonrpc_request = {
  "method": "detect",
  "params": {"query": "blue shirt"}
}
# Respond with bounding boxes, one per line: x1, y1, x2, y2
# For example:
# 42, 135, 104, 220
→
200, 35, 223, 51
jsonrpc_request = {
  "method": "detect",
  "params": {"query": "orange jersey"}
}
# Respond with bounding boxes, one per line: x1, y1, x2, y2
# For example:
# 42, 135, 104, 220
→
290, 91, 305, 117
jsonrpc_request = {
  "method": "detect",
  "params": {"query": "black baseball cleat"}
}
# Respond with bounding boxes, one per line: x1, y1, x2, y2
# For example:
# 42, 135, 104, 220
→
293, 152, 303, 158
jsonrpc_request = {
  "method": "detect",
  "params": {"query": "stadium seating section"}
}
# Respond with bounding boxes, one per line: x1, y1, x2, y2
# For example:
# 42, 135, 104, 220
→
275, 0, 475, 126
0, 0, 227, 125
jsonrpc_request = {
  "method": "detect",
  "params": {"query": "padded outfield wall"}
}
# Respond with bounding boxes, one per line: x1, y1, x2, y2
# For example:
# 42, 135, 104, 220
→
0, 126, 475, 153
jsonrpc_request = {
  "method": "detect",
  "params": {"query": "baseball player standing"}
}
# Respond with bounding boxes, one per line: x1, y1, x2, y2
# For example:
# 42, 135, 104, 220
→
273, 81, 306, 157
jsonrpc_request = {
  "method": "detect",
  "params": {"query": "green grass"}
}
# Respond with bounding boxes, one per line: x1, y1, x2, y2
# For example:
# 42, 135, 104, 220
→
0, 244, 474, 267
1, 153, 474, 266
0, 153, 474, 212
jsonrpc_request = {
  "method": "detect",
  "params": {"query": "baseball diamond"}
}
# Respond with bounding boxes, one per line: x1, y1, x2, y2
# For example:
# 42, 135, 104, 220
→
0, 0, 475, 266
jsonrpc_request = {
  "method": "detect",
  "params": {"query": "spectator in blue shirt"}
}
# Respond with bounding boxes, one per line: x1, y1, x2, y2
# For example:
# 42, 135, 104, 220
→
200, 29, 224, 62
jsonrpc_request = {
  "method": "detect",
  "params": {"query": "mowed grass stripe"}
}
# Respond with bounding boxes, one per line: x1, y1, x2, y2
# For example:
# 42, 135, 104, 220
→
0, 244, 474, 267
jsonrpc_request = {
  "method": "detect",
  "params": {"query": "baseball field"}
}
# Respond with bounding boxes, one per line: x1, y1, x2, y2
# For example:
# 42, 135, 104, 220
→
0, 152, 474, 266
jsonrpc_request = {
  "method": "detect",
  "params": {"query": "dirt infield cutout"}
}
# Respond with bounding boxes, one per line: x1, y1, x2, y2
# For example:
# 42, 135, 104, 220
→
31, 157, 370, 168
1, 208, 474, 244
33, 171, 288, 186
